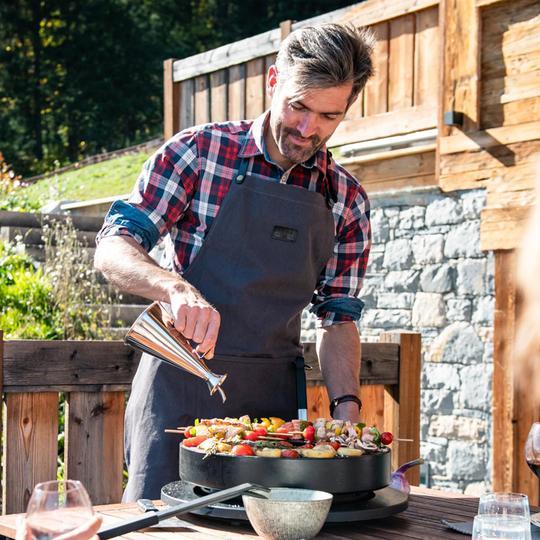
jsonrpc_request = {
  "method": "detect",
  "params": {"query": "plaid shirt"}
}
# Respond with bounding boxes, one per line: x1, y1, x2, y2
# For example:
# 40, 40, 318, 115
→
97, 111, 371, 326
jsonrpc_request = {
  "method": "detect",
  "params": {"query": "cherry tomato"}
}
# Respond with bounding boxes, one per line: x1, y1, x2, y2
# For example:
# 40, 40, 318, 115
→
303, 425, 315, 443
183, 426, 194, 438
328, 441, 341, 451
297, 443, 313, 449
254, 427, 267, 436
231, 444, 255, 456
281, 449, 300, 459
380, 432, 393, 445
243, 431, 260, 441
182, 435, 208, 448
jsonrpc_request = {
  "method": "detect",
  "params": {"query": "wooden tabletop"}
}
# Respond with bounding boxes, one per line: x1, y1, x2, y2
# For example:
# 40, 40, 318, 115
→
0, 486, 484, 539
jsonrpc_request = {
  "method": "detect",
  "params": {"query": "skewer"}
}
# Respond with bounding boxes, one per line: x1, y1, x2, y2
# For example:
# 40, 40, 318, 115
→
395, 438, 414, 442
165, 429, 186, 434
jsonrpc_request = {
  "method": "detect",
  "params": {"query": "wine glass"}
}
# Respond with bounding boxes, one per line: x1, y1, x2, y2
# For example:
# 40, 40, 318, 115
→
25, 480, 94, 540
525, 422, 540, 526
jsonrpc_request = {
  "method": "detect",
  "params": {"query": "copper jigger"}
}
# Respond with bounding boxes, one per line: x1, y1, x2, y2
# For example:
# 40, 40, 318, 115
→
124, 301, 227, 402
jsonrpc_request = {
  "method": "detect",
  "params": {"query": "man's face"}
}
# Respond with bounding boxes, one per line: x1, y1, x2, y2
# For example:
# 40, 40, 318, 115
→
267, 66, 353, 168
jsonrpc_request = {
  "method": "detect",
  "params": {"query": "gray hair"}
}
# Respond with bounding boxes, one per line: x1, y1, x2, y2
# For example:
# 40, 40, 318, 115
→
276, 23, 375, 106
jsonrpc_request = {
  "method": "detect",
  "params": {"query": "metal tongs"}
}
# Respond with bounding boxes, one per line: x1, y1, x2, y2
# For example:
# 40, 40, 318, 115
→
97, 484, 270, 539
125, 301, 227, 402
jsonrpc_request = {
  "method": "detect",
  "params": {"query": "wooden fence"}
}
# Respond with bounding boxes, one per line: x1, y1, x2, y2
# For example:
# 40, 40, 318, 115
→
163, 0, 439, 154
0, 331, 421, 514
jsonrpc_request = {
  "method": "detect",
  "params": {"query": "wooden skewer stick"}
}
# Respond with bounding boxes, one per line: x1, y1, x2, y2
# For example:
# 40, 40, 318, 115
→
395, 438, 414, 442
165, 429, 186, 434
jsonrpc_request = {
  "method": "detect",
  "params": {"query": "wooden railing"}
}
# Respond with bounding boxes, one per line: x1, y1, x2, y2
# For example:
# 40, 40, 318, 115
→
163, 0, 440, 147
0, 331, 421, 514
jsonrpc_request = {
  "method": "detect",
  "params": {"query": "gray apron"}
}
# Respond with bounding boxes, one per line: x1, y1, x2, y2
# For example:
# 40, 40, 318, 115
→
123, 146, 335, 501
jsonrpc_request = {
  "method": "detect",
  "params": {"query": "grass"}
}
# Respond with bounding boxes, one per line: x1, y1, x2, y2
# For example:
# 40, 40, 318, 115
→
19, 151, 151, 207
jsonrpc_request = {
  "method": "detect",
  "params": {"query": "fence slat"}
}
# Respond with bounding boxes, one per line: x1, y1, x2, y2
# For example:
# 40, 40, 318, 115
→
3, 393, 58, 514
210, 70, 228, 122
364, 21, 389, 116
245, 58, 265, 119
179, 79, 194, 131
388, 14, 415, 110
66, 392, 125, 505
382, 332, 421, 485
228, 64, 245, 121
194, 74, 210, 125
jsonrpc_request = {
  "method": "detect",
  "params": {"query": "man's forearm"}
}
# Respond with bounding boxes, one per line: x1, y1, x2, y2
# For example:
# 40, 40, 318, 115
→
94, 235, 191, 302
316, 321, 361, 421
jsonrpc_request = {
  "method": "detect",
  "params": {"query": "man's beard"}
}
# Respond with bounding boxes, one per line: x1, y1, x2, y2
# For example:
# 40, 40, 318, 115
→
277, 126, 324, 164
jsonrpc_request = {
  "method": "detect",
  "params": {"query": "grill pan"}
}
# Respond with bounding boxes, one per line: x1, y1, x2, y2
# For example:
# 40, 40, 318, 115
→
180, 444, 391, 494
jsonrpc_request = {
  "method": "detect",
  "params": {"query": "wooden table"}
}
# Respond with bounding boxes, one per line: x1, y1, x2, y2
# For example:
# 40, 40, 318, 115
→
0, 487, 489, 539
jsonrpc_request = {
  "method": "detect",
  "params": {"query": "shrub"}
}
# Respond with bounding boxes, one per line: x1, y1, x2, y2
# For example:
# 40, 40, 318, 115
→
0, 153, 40, 212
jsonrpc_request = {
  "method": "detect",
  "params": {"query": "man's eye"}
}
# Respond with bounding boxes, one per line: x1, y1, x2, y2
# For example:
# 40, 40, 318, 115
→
324, 114, 339, 121
290, 103, 303, 110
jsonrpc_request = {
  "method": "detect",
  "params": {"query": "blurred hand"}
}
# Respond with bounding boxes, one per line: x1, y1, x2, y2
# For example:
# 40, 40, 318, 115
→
169, 288, 221, 359
17, 515, 102, 540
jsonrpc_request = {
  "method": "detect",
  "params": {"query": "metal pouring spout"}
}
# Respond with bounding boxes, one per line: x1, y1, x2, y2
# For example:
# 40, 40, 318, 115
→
124, 301, 227, 403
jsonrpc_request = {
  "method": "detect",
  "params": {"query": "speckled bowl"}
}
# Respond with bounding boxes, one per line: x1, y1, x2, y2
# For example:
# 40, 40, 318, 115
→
242, 488, 333, 540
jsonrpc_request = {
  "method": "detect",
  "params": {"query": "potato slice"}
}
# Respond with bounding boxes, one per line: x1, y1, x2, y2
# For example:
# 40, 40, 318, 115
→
300, 446, 336, 459
337, 447, 364, 457
255, 448, 282, 458
217, 442, 232, 453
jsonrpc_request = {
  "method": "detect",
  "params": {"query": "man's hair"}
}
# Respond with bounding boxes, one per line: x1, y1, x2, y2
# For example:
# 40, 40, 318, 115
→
276, 23, 375, 106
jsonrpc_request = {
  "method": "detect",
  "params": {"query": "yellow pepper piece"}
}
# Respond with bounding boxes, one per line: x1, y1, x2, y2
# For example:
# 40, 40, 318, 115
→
269, 417, 285, 428
261, 418, 271, 428
335, 427, 342, 436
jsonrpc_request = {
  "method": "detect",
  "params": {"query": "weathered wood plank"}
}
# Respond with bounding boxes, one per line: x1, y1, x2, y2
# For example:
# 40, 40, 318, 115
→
179, 79, 194, 131
0, 226, 97, 246
163, 59, 180, 139
344, 0, 439, 28
381, 332, 421, 485
330, 105, 436, 147
245, 58, 265, 120
228, 64, 245, 121
482, 97, 540, 129
388, 15, 415, 111
414, 7, 439, 107
2, 341, 140, 388
303, 342, 400, 386
439, 121, 540, 155
66, 392, 125, 505
194, 75, 210, 125
0, 211, 104, 232
263, 54, 276, 111
439, 0, 480, 138
210, 70, 228, 123
343, 148, 436, 187
363, 22, 389, 116
480, 206, 533, 251
3, 393, 58, 514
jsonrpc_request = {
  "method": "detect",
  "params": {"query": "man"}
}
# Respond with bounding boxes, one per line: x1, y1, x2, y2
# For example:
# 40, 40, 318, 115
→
94, 23, 374, 501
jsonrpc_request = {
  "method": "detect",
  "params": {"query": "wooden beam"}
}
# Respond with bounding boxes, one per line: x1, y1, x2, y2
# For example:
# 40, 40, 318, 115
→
440, 121, 540, 155
329, 105, 437, 147
480, 206, 533, 252
492, 250, 540, 505
0, 211, 104, 232
2, 341, 140, 388
163, 58, 180, 139
438, 0, 480, 138
381, 332, 422, 485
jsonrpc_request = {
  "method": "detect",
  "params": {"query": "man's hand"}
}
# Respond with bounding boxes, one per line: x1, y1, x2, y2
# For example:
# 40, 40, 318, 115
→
169, 286, 221, 359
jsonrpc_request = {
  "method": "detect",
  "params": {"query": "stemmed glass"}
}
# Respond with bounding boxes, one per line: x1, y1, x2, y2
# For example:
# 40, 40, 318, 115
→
525, 422, 540, 527
25, 480, 94, 539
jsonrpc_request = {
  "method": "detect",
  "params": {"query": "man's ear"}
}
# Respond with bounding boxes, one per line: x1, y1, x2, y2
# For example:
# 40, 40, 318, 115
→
267, 65, 278, 98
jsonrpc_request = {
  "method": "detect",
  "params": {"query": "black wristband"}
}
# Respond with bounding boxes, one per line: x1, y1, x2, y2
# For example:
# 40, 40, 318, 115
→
329, 394, 362, 417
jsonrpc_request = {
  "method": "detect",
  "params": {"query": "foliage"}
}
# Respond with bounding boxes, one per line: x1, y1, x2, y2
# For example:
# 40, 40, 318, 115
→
0, 0, 355, 177
0, 240, 62, 338
0, 219, 116, 339
42, 218, 115, 340
17, 151, 150, 209
0, 152, 40, 211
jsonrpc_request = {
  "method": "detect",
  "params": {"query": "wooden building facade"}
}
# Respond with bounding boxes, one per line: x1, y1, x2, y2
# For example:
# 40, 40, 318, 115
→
163, 0, 540, 501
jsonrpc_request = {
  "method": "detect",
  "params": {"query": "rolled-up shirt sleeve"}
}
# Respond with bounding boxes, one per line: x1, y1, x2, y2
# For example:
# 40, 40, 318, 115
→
311, 180, 371, 327
95, 131, 199, 251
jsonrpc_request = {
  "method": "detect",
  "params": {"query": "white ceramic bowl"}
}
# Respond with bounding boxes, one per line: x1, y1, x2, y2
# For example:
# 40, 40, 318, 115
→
242, 487, 333, 540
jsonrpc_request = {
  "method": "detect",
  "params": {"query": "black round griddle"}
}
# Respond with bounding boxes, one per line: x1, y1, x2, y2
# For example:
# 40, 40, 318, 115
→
179, 444, 391, 494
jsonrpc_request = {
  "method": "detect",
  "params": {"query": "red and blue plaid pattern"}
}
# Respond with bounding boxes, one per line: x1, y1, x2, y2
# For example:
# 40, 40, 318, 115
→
97, 112, 371, 326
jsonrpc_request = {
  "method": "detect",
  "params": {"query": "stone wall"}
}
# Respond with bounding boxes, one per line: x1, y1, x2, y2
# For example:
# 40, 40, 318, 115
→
301, 186, 494, 495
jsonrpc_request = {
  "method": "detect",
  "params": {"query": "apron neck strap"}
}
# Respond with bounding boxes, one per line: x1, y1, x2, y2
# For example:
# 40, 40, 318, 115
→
235, 137, 251, 184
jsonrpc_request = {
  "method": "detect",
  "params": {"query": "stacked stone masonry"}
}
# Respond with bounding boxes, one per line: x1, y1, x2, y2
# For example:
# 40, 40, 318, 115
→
300, 187, 493, 495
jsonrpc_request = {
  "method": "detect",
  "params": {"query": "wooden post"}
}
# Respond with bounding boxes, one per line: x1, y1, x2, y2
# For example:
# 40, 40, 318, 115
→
279, 20, 293, 42
493, 250, 540, 505
163, 58, 180, 139
382, 332, 422, 485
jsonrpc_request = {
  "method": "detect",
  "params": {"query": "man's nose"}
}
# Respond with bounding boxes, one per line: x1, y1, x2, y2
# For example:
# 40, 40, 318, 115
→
297, 113, 317, 138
